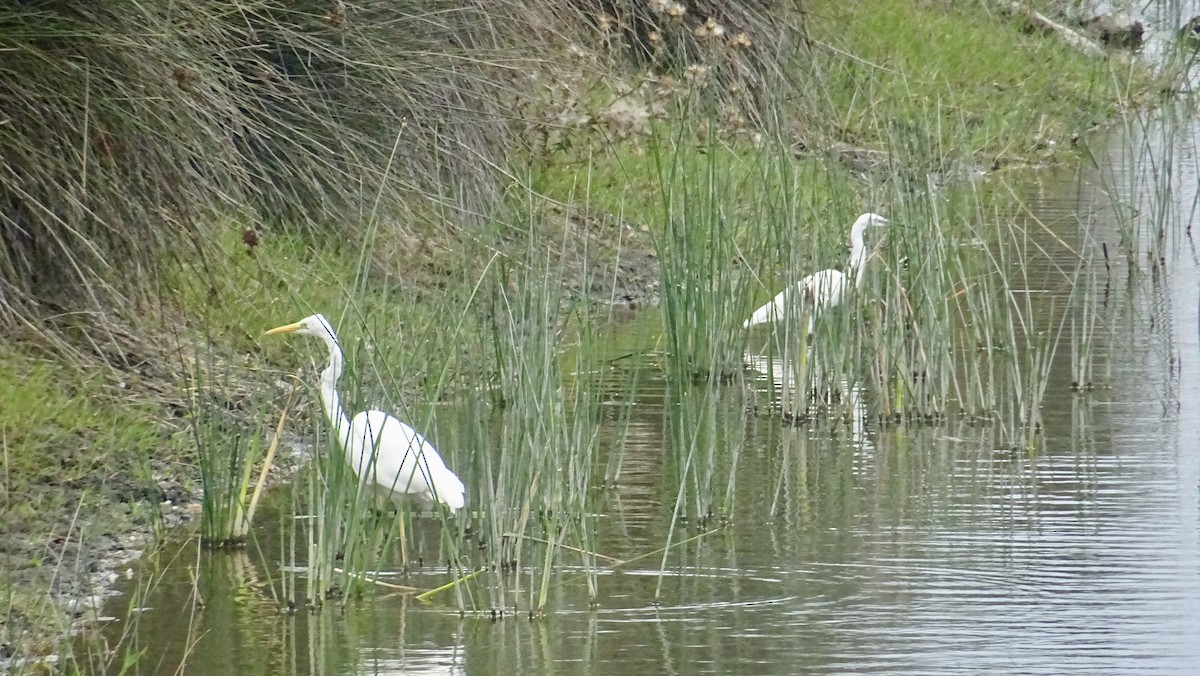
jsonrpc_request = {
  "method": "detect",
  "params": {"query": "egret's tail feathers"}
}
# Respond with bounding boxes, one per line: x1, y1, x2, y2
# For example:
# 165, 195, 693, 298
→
430, 472, 466, 512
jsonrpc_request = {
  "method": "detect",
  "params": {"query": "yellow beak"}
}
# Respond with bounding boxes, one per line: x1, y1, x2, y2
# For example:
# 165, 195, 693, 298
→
264, 321, 303, 336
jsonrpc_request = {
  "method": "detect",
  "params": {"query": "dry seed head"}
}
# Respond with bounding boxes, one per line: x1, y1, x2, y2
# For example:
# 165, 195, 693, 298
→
666, 2, 686, 18
731, 32, 752, 49
684, 63, 710, 85
242, 228, 260, 256
325, 1, 346, 29
598, 14, 613, 32
648, 0, 669, 13
648, 31, 661, 44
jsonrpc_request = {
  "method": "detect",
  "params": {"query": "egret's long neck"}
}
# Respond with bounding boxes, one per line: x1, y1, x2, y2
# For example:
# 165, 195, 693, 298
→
847, 224, 870, 287
317, 331, 353, 451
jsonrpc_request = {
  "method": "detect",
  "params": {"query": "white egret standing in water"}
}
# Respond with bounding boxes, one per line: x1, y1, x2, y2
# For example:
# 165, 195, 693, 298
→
265, 314, 465, 561
744, 212, 890, 333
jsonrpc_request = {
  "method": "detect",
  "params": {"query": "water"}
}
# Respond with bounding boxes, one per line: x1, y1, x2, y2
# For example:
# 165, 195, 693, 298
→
83, 111, 1200, 676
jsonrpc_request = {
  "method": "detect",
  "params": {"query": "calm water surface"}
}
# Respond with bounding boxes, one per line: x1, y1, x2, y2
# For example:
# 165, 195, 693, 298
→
90, 111, 1200, 674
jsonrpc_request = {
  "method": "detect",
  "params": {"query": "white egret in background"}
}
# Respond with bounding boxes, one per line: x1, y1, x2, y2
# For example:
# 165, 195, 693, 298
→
744, 212, 890, 333
265, 314, 465, 561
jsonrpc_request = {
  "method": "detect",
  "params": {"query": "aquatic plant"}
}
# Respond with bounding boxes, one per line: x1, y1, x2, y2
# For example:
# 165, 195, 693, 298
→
650, 121, 757, 381
468, 214, 605, 613
189, 353, 271, 548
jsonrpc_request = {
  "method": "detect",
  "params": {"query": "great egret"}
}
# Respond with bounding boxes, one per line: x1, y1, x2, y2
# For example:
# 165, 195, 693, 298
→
744, 212, 889, 333
265, 314, 466, 519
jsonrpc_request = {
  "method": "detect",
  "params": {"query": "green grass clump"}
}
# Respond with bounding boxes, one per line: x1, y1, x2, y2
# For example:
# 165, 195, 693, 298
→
0, 347, 168, 523
0, 345, 173, 656
803, 0, 1147, 161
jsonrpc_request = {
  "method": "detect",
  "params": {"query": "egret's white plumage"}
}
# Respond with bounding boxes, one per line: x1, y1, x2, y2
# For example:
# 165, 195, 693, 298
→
744, 212, 889, 332
265, 314, 465, 512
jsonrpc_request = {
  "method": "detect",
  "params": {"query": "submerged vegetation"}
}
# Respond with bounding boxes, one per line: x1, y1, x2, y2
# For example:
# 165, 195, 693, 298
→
1, 0, 1184, 667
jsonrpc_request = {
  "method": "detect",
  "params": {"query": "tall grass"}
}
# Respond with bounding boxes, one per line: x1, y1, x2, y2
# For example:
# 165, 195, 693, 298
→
188, 350, 272, 547
0, 2, 514, 327
0, 0, 799, 337
632, 90, 1103, 461
650, 125, 758, 380
464, 207, 605, 613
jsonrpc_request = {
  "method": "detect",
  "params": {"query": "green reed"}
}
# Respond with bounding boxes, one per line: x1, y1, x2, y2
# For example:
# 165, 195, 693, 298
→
190, 352, 269, 548
459, 208, 605, 613
650, 119, 760, 381
1065, 196, 1113, 397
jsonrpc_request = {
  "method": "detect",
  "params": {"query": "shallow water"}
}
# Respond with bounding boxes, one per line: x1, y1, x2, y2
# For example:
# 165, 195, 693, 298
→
82, 105, 1200, 675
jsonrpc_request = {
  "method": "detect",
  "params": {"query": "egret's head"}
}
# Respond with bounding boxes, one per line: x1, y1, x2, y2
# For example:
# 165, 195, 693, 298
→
264, 314, 335, 340
857, 212, 889, 229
